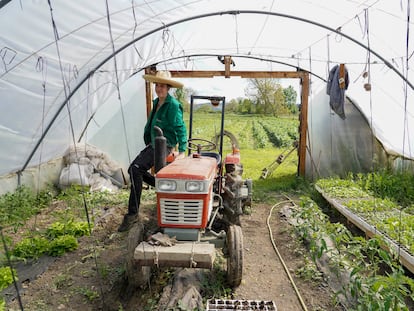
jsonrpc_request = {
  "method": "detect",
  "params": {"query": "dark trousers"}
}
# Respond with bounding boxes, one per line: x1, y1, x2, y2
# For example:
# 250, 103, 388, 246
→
127, 144, 171, 215
127, 145, 155, 215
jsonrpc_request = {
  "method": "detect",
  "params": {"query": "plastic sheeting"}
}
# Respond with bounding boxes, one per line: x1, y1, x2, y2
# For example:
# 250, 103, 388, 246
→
306, 89, 389, 179
0, 0, 413, 185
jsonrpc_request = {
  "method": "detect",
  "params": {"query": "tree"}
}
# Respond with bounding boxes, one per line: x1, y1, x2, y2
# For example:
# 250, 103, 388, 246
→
283, 85, 298, 114
237, 98, 254, 114
174, 87, 193, 112
246, 78, 288, 116
244, 78, 300, 116
225, 98, 239, 113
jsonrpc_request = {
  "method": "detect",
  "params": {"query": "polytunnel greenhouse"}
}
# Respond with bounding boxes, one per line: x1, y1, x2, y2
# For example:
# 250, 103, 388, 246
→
0, 1, 414, 310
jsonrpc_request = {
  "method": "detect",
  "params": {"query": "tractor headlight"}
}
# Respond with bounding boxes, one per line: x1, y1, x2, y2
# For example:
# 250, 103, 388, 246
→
157, 180, 177, 191
185, 181, 204, 192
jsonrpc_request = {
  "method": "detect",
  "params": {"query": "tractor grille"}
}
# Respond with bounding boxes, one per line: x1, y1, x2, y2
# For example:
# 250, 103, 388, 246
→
160, 198, 203, 225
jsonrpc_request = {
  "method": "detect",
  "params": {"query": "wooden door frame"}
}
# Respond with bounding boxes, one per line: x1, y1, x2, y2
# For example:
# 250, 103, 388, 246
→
144, 68, 309, 176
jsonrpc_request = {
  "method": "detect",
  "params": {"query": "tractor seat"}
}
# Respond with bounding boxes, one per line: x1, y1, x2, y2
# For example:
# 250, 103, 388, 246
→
200, 152, 221, 164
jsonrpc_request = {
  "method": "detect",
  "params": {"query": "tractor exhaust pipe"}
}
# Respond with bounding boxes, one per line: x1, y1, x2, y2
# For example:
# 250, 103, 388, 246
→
154, 126, 166, 173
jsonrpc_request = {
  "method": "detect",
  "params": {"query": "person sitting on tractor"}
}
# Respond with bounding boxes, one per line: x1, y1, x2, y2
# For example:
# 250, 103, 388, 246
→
118, 70, 187, 232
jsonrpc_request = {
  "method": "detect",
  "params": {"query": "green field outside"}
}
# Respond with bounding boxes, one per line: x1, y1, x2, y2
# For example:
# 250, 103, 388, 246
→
184, 112, 300, 194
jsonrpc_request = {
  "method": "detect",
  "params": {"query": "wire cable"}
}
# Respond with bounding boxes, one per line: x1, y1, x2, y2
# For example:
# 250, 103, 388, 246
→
105, 0, 132, 165
248, 0, 275, 55
0, 227, 24, 310
403, 0, 412, 165
47, 0, 105, 307
293, 0, 381, 58
266, 200, 309, 311
363, 7, 380, 239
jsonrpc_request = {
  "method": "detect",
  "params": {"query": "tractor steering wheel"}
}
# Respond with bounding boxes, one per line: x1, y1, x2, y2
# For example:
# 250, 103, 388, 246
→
188, 138, 216, 153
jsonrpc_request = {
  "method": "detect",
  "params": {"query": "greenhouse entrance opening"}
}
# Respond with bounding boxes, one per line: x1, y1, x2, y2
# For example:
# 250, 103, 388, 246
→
143, 65, 309, 178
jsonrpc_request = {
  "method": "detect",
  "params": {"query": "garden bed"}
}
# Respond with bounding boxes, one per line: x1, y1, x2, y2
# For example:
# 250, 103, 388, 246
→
315, 184, 414, 275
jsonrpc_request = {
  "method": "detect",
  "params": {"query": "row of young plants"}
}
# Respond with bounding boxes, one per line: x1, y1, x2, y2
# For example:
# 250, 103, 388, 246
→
251, 120, 269, 148
315, 171, 414, 255
187, 112, 299, 150
293, 195, 414, 310
0, 185, 128, 310
258, 118, 298, 148
316, 171, 414, 211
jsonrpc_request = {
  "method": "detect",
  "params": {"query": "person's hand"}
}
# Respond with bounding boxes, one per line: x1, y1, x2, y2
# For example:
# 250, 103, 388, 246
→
175, 152, 185, 160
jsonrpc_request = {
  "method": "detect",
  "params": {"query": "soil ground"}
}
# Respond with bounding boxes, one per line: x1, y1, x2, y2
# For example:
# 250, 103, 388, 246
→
5, 193, 346, 311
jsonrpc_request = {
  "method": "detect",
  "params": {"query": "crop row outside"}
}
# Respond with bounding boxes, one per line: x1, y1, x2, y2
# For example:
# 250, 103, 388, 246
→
184, 112, 299, 151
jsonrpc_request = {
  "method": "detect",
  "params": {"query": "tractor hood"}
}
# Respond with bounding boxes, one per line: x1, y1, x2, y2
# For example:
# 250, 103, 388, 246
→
156, 156, 217, 180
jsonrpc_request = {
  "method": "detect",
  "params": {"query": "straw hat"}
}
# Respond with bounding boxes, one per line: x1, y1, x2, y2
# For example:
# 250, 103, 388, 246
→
142, 70, 183, 88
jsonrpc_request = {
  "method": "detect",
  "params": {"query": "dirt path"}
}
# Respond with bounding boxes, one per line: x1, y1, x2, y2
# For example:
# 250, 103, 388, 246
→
233, 201, 342, 311
5, 197, 344, 311
234, 203, 304, 309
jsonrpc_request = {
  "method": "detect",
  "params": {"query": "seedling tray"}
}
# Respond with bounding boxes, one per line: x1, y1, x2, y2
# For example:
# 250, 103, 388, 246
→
206, 299, 277, 311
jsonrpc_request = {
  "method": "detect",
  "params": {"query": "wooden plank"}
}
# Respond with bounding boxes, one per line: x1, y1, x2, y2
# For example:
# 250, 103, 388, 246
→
169, 70, 307, 79
134, 241, 216, 269
315, 185, 414, 275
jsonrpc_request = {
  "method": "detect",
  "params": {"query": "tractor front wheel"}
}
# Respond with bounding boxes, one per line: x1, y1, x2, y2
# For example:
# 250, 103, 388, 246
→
226, 224, 243, 287
126, 220, 151, 288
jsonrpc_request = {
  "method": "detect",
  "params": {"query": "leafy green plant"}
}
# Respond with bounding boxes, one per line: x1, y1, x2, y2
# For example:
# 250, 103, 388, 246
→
293, 196, 414, 310
11, 219, 92, 260
53, 186, 130, 222
0, 267, 16, 311
251, 120, 268, 148
317, 173, 414, 255
344, 197, 398, 214
0, 186, 53, 229
48, 235, 78, 256
0, 266, 16, 290
348, 267, 414, 311
12, 236, 50, 259
53, 273, 73, 290
76, 286, 100, 302
357, 171, 414, 207
46, 219, 91, 239
316, 178, 369, 199
200, 255, 232, 301
295, 256, 323, 282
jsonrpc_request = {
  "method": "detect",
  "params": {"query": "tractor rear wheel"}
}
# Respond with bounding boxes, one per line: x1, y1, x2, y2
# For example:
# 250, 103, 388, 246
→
226, 224, 243, 287
126, 220, 151, 288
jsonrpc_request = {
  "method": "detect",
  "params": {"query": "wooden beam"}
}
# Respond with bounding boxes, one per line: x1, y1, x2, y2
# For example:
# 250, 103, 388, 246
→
134, 241, 216, 269
298, 73, 309, 177
170, 70, 307, 79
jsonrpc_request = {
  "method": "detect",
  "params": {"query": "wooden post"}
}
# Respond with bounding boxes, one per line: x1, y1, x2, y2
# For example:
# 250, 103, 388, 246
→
224, 56, 231, 78
144, 67, 155, 117
298, 73, 309, 177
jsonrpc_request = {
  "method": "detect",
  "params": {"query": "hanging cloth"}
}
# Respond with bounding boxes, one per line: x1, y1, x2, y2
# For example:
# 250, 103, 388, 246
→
326, 64, 349, 119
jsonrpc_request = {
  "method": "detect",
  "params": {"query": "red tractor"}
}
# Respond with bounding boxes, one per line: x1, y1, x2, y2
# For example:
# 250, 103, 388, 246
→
126, 95, 252, 288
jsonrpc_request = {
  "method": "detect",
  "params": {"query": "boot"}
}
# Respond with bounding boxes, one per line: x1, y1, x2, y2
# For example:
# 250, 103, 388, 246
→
118, 214, 138, 232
